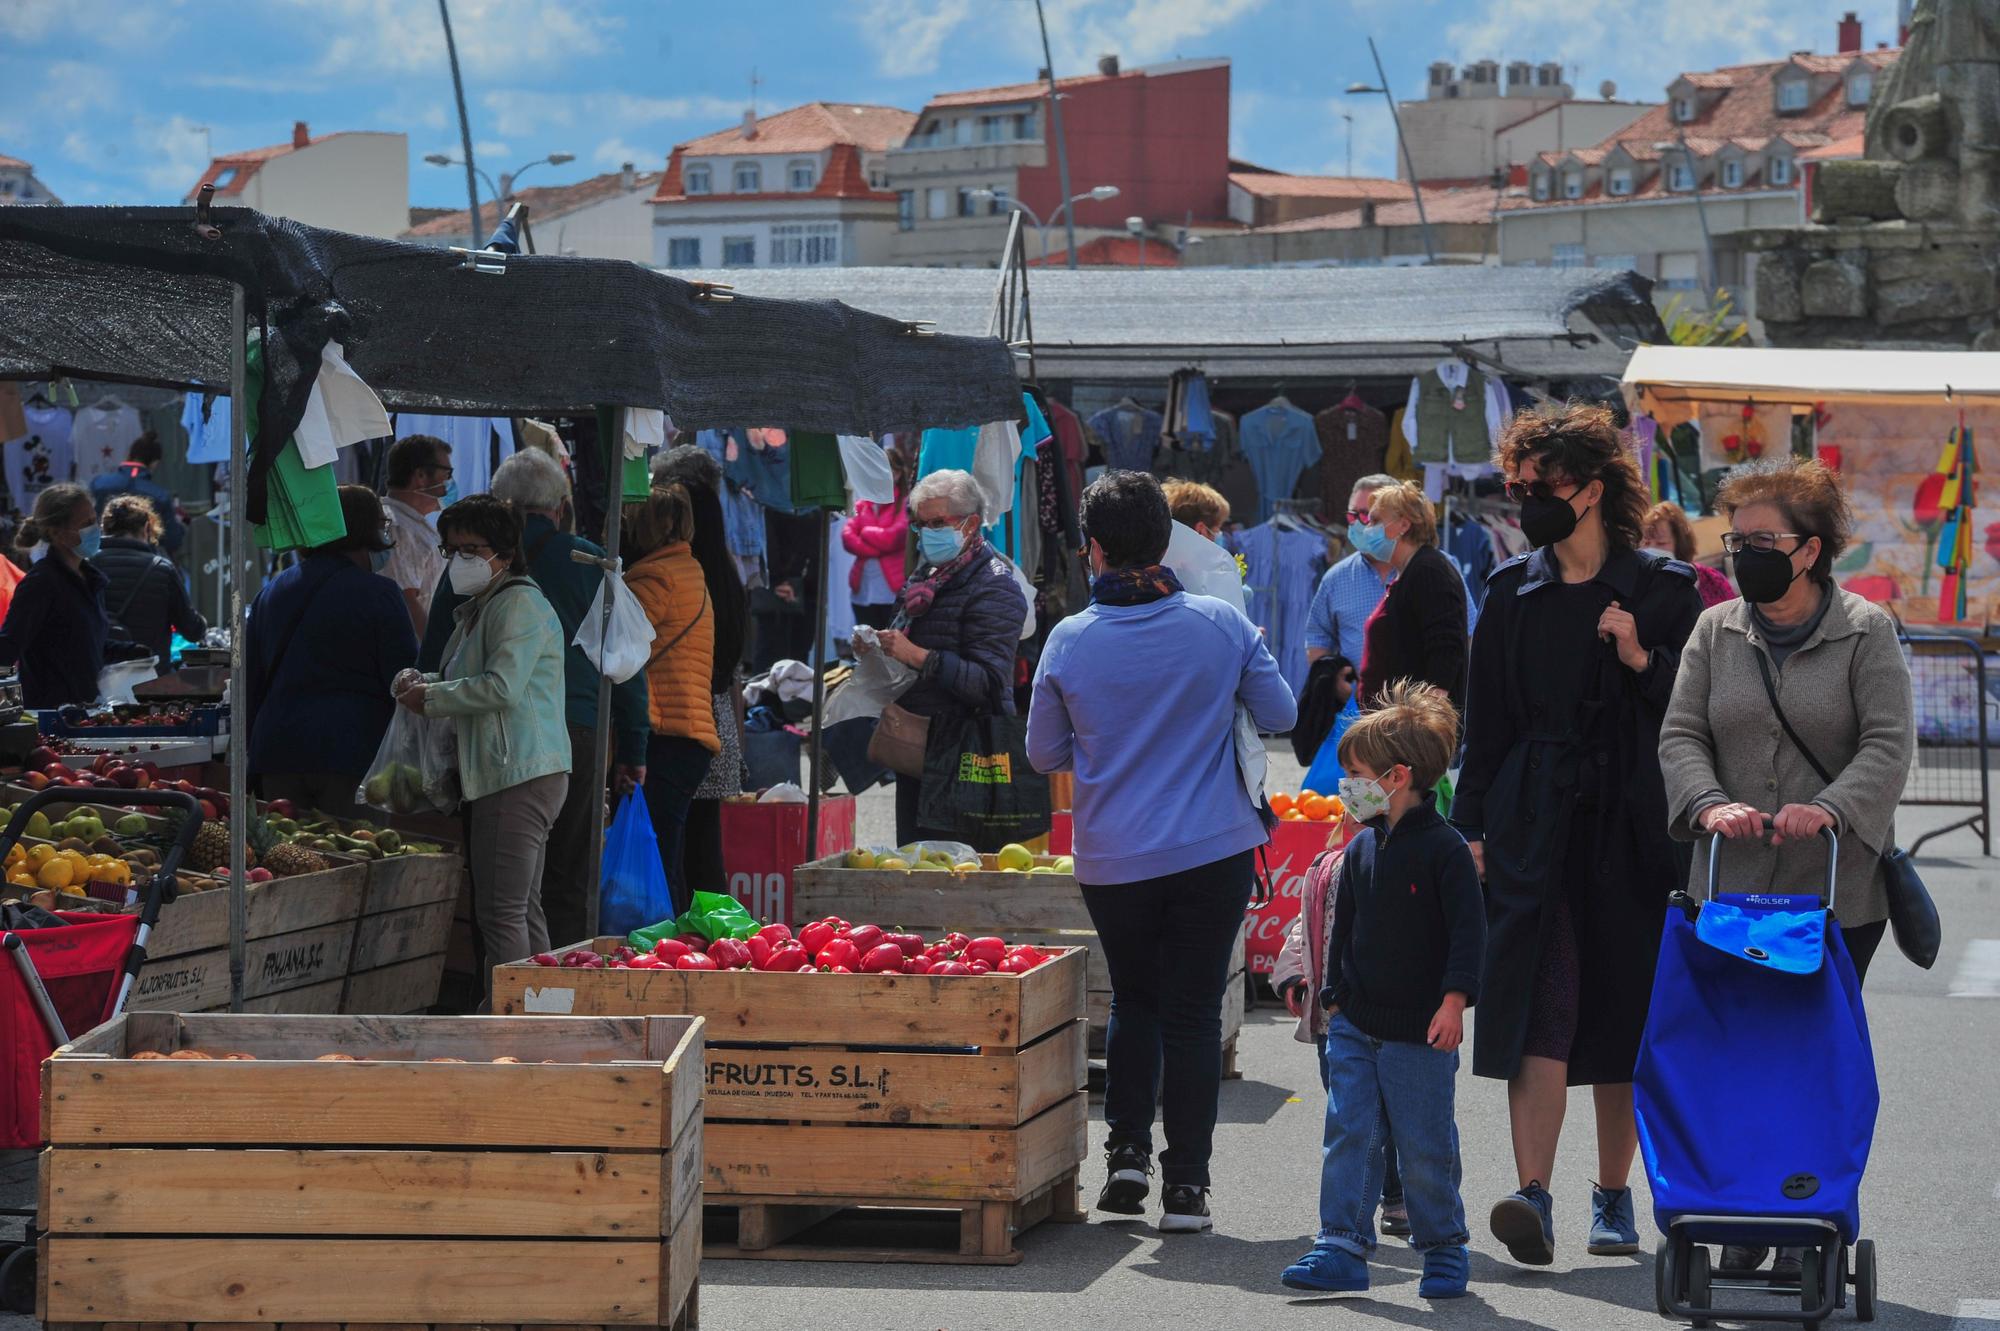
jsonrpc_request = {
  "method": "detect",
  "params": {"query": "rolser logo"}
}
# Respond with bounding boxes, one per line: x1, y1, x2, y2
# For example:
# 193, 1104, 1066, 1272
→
956, 752, 1013, 785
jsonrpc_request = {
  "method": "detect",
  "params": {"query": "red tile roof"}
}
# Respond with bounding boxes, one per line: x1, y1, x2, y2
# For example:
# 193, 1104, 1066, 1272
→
1226, 172, 1410, 201
671, 103, 914, 159
1247, 187, 1502, 235
652, 141, 893, 205
1028, 235, 1181, 267
0, 154, 29, 171
403, 168, 661, 240
184, 127, 373, 201
1801, 133, 1866, 161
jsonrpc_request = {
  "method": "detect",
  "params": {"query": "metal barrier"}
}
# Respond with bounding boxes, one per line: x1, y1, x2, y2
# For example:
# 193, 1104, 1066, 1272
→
1900, 633, 1992, 855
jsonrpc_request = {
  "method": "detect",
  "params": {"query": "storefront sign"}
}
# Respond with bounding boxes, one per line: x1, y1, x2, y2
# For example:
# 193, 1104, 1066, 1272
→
721, 794, 857, 926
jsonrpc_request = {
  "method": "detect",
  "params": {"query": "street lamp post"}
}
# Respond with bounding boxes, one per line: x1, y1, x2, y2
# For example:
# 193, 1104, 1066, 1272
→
1654, 136, 1718, 302
1031, 0, 1080, 269
971, 184, 1120, 262
425, 152, 578, 221
1346, 36, 1436, 264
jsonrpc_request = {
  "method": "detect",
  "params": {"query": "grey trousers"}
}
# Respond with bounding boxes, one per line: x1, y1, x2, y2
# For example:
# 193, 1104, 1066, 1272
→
467, 771, 566, 1007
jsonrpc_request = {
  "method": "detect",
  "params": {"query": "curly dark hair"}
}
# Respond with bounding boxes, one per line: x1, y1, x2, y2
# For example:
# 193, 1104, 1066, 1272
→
1494, 402, 1647, 552
1715, 457, 1851, 583
436, 494, 527, 574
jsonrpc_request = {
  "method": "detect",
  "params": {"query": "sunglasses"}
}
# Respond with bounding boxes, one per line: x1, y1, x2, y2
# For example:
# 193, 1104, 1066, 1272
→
1345, 509, 1375, 525
1502, 479, 1581, 504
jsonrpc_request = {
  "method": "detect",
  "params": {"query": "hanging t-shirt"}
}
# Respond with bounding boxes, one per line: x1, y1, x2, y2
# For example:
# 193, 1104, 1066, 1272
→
1085, 403, 1163, 473
788, 431, 847, 511
1238, 400, 1321, 522
823, 514, 857, 653
4, 402, 74, 513
1227, 520, 1326, 697
70, 401, 141, 486
698, 429, 769, 560
728, 428, 802, 514
181, 393, 233, 465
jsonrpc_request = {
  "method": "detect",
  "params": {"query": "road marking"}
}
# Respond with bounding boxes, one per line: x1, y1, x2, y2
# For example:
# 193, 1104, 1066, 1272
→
1949, 940, 2000, 997
1952, 1299, 2000, 1328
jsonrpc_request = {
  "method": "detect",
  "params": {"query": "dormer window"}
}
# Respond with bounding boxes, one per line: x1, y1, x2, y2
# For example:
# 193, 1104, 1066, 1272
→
1673, 97, 1695, 123
685, 164, 711, 195
1722, 159, 1743, 187
788, 160, 815, 191
733, 162, 761, 192
1769, 155, 1793, 186
1777, 78, 1810, 112
1532, 171, 1551, 201
1609, 168, 1634, 196
1669, 162, 1695, 191
1563, 170, 1583, 199
1848, 71, 1873, 106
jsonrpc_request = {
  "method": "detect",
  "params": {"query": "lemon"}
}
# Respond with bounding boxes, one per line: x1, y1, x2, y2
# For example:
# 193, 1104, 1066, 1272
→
37, 858, 74, 890
27, 845, 55, 869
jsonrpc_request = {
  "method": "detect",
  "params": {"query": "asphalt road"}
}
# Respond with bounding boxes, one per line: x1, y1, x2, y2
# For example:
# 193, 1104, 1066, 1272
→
2, 769, 1992, 1331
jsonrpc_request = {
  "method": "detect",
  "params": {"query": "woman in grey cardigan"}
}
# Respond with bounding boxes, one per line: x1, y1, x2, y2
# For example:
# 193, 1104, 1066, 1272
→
1659, 458, 1913, 1283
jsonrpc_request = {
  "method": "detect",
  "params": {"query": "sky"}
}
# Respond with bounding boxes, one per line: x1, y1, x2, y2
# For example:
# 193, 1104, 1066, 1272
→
2, 0, 1896, 210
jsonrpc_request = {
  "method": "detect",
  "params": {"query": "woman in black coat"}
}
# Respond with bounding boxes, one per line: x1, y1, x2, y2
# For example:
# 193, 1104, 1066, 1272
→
96, 495, 207, 664
1452, 404, 1701, 1269
0, 485, 147, 708
859, 468, 1027, 847
1353, 480, 1468, 715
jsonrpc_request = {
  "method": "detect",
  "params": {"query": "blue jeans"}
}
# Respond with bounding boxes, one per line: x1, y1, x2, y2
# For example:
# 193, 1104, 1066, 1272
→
1318, 1012, 1467, 1253
1316, 1034, 1404, 1208
1081, 851, 1254, 1188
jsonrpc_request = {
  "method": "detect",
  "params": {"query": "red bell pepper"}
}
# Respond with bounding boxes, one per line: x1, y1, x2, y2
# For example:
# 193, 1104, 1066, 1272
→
745, 934, 773, 968
846, 924, 886, 953
902, 955, 934, 975
818, 937, 862, 972
885, 932, 925, 958
755, 923, 794, 946
798, 920, 837, 959
860, 942, 906, 974
675, 952, 718, 971
963, 937, 1007, 967
759, 944, 811, 972
653, 938, 692, 963
931, 960, 973, 976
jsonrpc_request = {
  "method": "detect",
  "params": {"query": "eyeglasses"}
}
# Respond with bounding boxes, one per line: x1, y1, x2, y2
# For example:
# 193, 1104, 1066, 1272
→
1502, 479, 1579, 504
911, 514, 969, 531
1721, 531, 1806, 555
439, 541, 495, 559
1345, 509, 1375, 526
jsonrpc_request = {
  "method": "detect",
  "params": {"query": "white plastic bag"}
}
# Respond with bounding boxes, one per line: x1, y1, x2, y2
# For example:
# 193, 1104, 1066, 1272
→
822, 626, 917, 727
573, 568, 656, 683
97, 657, 159, 706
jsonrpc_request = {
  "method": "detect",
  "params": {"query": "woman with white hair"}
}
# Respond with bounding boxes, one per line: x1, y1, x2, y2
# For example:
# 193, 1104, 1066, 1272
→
857, 468, 1027, 845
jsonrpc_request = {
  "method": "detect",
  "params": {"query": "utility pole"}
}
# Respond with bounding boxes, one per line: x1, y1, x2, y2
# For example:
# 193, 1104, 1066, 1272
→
1342, 113, 1354, 177
438, 0, 482, 249
1365, 37, 1434, 264
1032, 0, 1080, 270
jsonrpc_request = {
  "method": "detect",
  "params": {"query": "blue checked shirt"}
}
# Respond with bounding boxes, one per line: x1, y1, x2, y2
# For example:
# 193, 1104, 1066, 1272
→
1306, 551, 1477, 665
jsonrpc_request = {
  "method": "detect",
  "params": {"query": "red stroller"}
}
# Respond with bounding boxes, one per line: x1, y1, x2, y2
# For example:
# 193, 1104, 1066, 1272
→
0, 787, 201, 1311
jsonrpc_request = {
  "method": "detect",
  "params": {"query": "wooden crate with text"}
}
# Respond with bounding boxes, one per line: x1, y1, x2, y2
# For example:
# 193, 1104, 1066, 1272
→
492, 944, 1088, 1264
39, 1012, 702, 1331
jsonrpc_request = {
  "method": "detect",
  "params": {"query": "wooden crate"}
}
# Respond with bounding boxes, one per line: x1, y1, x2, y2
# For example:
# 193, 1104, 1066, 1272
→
791, 855, 1248, 1073
492, 943, 1089, 1264
340, 852, 461, 1015
130, 862, 371, 1013
39, 1012, 702, 1330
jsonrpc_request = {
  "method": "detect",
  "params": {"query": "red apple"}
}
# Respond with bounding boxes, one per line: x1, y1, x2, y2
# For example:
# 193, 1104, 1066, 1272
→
198, 799, 218, 820
20, 772, 48, 791
25, 746, 59, 769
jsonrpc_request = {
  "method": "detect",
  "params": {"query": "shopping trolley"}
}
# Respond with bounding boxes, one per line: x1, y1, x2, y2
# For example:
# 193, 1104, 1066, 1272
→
1637, 817, 1878, 1328
0, 787, 201, 1312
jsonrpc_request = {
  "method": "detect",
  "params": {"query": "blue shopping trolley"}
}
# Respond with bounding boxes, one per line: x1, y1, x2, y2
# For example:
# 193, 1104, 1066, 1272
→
1636, 818, 1879, 1328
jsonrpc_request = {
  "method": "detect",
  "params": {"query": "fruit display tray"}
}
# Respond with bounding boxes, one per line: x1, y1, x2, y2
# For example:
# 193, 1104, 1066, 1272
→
39, 1012, 702, 1330
492, 944, 1087, 1264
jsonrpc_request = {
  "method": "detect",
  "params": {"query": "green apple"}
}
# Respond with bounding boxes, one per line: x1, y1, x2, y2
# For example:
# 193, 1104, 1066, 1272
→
996, 843, 1035, 872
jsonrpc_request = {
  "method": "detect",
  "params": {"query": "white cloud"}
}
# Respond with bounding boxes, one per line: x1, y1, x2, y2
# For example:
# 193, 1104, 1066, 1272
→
293, 0, 620, 79
1043, 0, 1267, 70
592, 138, 652, 171
849, 0, 975, 77
473, 140, 511, 160
10, 0, 185, 51
45, 61, 120, 118
134, 114, 219, 197
479, 89, 743, 143
183, 71, 325, 95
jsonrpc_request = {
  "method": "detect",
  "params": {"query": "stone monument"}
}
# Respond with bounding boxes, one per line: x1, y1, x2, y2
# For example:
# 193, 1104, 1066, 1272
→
1748, 0, 2000, 347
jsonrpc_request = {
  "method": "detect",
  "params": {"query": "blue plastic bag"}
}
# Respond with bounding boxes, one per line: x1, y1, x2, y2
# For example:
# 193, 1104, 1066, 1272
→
599, 789, 672, 938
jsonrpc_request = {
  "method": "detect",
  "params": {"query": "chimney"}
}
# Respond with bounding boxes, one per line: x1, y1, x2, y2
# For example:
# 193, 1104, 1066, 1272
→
292, 120, 310, 149
1838, 11, 1862, 53
1097, 53, 1120, 76
740, 109, 757, 139
1037, 66, 1050, 80
1360, 202, 1377, 228
620, 161, 636, 191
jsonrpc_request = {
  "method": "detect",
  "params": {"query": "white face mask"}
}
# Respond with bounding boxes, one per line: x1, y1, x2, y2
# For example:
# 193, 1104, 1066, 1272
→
1338, 774, 1394, 823
447, 552, 498, 596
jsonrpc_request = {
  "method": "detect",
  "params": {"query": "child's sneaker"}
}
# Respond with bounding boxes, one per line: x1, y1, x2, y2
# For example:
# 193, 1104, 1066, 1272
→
1419, 1245, 1470, 1299
1490, 1181, 1556, 1266
1157, 1183, 1212, 1233
1586, 1183, 1639, 1256
1096, 1143, 1151, 1215
1281, 1243, 1370, 1292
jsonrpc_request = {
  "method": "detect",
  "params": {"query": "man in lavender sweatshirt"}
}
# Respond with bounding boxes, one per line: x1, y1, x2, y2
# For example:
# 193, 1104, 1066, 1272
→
1028, 471, 1297, 1236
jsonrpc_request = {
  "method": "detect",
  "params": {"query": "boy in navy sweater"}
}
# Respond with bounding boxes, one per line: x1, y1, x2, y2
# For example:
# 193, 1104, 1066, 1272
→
1281, 681, 1485, 1299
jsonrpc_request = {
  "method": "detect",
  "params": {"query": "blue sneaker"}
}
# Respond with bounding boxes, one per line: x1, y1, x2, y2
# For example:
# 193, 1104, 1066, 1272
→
1419, 1245, 1470, 1299
1281, 1243, 1370, 1292
1587, 1183, 1639, 1256
1490, 1181, 1556, 1266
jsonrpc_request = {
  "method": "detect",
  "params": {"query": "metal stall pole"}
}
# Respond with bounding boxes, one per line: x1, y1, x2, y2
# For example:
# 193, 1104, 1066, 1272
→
226, 285, 251, 1011
805, 505, 832, 860
582, 406, 626, 938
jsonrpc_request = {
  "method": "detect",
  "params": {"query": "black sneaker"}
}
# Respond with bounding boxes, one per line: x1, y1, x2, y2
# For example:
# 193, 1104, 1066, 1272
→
1096, 1143, 1152, 1215
1768, 1248, 1804, 1286
1158, 1183, 1212, 1233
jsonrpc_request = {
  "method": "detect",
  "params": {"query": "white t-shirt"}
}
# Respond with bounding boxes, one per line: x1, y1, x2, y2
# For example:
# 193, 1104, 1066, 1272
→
71, 402, 141, 486
4, 403, 74, 513
380, 496, 443, 603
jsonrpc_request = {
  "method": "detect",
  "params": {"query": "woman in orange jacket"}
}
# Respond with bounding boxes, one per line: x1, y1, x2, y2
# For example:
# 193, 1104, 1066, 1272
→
622, 484, 718, 911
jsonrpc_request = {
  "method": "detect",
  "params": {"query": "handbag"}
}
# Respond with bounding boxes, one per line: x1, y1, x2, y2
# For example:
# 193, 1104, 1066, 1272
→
867, 701, 930, 778
916, 710, 1051, 847
1752, 651, 1940, 969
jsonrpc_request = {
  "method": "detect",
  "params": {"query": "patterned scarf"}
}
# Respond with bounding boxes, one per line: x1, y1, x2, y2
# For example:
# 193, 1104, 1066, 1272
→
899, 535, 989, 619
1091, 564, 1184, 606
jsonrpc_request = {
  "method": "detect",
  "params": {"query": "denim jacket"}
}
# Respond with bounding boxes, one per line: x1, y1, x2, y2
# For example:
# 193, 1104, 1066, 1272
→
423, 576, 570, 802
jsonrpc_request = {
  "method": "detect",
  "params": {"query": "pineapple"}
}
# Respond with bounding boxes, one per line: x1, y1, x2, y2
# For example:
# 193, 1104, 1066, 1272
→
248, 815, 327, 878
164, 810, 244, 875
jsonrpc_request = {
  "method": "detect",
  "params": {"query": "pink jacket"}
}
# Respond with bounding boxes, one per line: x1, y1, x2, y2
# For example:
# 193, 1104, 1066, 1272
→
842, 499, 909, 597
1270, 846, 1346, 1044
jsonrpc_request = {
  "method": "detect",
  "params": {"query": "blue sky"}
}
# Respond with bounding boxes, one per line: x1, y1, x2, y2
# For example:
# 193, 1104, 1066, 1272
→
4, 0, 1894, 209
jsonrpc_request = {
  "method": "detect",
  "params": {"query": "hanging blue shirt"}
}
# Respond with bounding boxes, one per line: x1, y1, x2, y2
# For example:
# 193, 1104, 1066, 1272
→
699, 429, 768, 559
1181, 372, 1216, 450
182, 392, 232, 465
725, 431, 802, 515
1228, 522, 1326, 699
919, 394, 1049, 563
1086, 404, 1163, 474
1239, 400, 1321, 521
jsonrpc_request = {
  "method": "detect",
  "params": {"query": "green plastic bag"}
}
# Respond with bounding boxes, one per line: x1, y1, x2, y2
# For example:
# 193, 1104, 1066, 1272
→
624, 916, 683, 953
674, 890, 760, 945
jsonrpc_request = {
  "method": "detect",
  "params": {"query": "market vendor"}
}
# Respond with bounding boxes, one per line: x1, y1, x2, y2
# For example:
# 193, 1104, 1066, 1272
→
245, 485, 418, 820
0, 484, 149, 708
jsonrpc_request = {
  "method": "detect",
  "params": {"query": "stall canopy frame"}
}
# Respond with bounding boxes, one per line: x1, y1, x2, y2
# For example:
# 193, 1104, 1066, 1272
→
0, 205, 1023, 1009
1624, 345, 2000, 410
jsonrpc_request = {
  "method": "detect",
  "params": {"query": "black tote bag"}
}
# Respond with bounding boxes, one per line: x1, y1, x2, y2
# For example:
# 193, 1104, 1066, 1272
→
917, 712, 1052, 850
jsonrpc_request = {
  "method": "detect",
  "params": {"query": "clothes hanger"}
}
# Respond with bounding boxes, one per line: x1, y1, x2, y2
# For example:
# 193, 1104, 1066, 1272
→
1339, 382, 1365, 411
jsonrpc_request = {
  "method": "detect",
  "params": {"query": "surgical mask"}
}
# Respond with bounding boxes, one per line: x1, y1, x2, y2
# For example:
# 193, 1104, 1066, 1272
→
1348, 519, 1394, 563
447, 552, 497, 596
1338, 774, 1393, 823
1733, 544, 1805, 604
1518, 491, 1584, 548
918, 525, 966, 565
76, 526, 102, 559
369, 546, 393, 574
427, 478, 460, 508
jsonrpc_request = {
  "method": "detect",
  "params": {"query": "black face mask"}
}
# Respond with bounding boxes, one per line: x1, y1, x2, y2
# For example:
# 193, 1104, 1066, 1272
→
1733, 545, 1805, 604
1518, 491, 1584, 548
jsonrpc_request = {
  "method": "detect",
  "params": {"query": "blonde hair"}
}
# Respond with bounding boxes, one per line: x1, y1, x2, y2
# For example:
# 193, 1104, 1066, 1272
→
101, 494, 163, 544
621, 484, 694, 559
1368, 481, 1438, 548
1643, 501, 1697, 561
15, 484, 91, 550
1162, 480, 1229, 531
1337, 680, 1460, 790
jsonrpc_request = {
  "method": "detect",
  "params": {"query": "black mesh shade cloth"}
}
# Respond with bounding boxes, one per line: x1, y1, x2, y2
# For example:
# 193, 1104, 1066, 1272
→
0, 207, 1020, 521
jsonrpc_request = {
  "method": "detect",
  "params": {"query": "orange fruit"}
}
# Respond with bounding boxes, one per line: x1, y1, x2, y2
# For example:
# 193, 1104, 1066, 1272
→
1282, 811, 1305, 821
1269, 792, 1295, 817
1301, 794, 1332, 821
1326, 795, 1346, 820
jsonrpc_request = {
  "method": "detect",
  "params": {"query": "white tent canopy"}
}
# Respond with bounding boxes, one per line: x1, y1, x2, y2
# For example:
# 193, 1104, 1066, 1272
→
1624, 346, 2000, 407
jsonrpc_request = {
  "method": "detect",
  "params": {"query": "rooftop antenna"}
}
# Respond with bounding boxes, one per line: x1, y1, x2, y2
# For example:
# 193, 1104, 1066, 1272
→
750, 67, 761, 118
